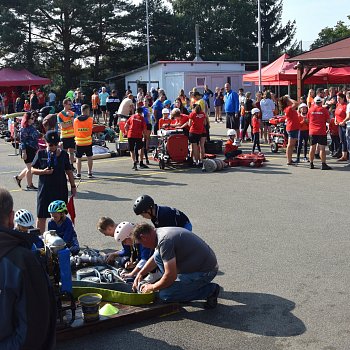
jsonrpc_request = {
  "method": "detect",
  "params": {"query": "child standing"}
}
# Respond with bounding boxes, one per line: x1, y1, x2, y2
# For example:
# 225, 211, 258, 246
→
329, 116, 341, 157
251, 108, 261, 153
224, 129, 242, 159
91, 89, 100, 123
47, 200, 80, 255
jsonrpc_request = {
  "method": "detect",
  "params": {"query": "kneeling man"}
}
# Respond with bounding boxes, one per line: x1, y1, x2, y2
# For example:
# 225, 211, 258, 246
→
132, 223, 220, 308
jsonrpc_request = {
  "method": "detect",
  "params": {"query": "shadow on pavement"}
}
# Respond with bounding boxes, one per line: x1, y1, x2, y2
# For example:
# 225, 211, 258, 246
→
75, 190, 130, 202
183, 291, 306, 337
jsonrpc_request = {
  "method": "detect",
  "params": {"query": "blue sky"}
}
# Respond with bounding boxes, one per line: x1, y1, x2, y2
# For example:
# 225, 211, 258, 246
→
281, 0, 349, 46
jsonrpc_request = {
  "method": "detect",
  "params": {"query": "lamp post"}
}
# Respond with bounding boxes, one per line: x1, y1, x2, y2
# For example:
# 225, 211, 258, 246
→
257, 0, 262, 91
146, 0, 151, 93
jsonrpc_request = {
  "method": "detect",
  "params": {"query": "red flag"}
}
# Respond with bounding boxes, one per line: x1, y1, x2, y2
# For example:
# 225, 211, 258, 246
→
67, 196, 76, 224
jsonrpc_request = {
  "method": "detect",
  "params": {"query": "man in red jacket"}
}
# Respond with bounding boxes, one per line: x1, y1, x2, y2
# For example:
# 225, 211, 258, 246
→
308, 96, 332, 170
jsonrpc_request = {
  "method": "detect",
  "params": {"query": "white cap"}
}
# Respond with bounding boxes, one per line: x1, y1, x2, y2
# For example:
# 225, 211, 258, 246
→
114, 222, 135, 242
227, 129, 237, 137
314, 96, 322, 103
298, 103, 307, 109
162, 108, 170, 114
251, 108, 260, 115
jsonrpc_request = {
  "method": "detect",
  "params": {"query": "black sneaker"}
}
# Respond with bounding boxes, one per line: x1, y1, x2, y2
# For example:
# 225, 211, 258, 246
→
88, 173, 94, 178
321, 163, 332, 170
204, 283, 220, 309
132, 164, 138, 170
26, 185, 38, 191
139, 163, 149, 169
310, 162, 315, 169
13, 175, 21, 188
74, 173, 81, 179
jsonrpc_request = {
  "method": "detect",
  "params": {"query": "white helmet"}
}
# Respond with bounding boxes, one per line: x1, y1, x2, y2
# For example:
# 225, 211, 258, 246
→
227, 129, 237, 137
14, 209, 35, 228
114, 222, 135, 243
251, 108, 260, 115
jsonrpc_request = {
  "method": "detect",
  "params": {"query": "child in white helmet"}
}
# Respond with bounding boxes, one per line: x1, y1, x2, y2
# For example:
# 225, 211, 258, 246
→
224, 129, 242, 159
14, 209, 44, 248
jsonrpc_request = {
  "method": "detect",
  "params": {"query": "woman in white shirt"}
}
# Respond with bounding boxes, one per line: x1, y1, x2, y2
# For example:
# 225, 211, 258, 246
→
260, 91, 275, 143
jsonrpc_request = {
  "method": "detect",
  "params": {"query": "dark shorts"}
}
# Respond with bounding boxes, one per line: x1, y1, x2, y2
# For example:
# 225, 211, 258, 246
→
23, 146, 37, 164
146, 124, 152, 131
287, 130, 299, 139
100, 105, 107, 112
188, 133, 201, 144
128, 138, 143, 151
226, 113, 240, 130
76, 145, 93, 158
310, 135, 327, 146
62, 137, 76, 150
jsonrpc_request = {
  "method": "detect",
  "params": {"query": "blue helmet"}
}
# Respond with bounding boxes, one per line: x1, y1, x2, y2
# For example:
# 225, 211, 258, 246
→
48, 200, 67, 213
163, 99, 171, 106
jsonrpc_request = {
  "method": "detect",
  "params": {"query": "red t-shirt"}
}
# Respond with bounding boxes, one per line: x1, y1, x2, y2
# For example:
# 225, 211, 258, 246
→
298, 115, 309, 131
188, 111, 206, 134
307, 105, 329, 136
125, 114, 146, 138
224, 139, 238, 154
335, 103, 347, 124
284, 106, 300, 132
252, 116, 260, 134
158, 118, 171, 130
172, 114, 189, 130
37, 91, 45, 105
329, 118, 338, 136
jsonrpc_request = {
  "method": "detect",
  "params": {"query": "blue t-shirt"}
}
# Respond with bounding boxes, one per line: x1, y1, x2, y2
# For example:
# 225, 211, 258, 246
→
151, 205, 191, 228
48, 216, 80, 255
152, 100, 163, 120
99, 92, 110, 106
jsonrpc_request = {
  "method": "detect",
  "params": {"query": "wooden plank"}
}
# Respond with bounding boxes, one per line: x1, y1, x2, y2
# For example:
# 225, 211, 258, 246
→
57, 302, 180, 341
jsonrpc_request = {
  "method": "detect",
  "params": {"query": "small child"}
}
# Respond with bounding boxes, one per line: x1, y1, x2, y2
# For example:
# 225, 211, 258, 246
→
23, 99, 30, 112
97, 218, 152, 278
47, 200, 80, 255
133, 194, 192, 231
224, 129, 242, 159
158, 108, 172, 130
14, 209, 44, 249
251, 108, 262, 153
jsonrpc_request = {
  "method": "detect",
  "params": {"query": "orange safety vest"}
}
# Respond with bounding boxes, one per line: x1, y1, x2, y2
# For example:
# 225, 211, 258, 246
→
74, 117, 93, 146
58, 110, 75, 139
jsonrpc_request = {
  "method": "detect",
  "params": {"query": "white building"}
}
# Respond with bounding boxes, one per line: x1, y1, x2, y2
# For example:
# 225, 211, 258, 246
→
107, 61, 258, 110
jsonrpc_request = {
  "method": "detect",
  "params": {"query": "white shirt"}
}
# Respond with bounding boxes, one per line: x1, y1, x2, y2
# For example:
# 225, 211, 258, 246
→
48, 92, 56, 103
260, 98, 275, 121
117, 98, 134, 116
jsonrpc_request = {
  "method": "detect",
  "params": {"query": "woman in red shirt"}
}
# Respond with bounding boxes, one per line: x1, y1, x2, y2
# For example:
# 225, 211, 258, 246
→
296, 103, 309, 162
188, 104, 206, 167
279, 96, 300, 165
171, 108, 189, 136
334, 92, 348, 161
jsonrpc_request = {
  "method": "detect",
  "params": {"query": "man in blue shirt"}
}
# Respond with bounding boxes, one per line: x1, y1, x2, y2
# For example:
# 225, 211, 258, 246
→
224, 83, 240, 137
99, 87, 110, 125
152, 94, 165, 134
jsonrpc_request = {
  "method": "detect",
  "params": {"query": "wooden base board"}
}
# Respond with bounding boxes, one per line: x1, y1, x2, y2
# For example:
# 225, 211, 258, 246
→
57, 302, 180, 341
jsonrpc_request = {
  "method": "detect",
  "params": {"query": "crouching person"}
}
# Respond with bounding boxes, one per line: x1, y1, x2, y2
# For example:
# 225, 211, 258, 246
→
132, 223, 220, 309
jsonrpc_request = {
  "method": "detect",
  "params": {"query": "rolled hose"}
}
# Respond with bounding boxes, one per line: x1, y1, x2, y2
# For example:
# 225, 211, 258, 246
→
72, 286, 155, 306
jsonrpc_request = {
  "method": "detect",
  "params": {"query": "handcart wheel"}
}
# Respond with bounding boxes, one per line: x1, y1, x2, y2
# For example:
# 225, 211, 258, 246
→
271, 142, 278, 153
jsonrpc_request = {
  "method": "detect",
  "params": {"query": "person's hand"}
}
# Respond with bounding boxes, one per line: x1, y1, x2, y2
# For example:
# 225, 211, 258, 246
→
140, 283, 154, 294
105, 252, 118, 264
121, 271, 133, 279
335, 120, 338, 125
22, 151, 27, 161
71, 187, 77, 197
125, 261, 136, 269
132, 272, 144, 292
43, 167, 54, 175
340, 121, 345, 126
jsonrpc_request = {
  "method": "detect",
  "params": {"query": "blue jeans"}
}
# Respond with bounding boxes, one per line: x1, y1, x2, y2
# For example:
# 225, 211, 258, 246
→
153, 250, 218, 302
339, 125, 348, 152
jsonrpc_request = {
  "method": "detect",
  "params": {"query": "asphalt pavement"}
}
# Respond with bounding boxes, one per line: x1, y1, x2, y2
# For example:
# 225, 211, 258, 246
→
0, 121, 349, 350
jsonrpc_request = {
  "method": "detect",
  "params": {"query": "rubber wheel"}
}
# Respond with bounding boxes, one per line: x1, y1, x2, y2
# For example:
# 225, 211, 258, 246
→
271, 143, 278, 153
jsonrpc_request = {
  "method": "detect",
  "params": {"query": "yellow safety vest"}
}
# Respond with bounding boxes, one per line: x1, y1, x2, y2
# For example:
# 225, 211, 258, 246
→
58, 110, 75, 139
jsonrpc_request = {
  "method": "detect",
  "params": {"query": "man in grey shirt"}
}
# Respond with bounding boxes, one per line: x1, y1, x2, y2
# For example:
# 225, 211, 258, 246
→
132, 223, 220, 308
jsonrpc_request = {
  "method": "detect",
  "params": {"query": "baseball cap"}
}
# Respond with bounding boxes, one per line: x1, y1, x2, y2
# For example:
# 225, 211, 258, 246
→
298, 103, 307, 109
44, 130, 60, 144
163, 99, 171, 105
162, 108, 170, 114
251, 108, 260, 115
314, 96, 323, 103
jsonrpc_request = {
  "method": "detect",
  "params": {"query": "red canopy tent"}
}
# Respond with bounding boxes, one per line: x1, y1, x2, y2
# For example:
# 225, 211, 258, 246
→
243, 54, 350, 85
0, 68, 51, 87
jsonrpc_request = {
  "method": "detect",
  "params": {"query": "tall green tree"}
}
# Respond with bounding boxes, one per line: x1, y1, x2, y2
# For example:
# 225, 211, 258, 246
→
311, 17, 350, 50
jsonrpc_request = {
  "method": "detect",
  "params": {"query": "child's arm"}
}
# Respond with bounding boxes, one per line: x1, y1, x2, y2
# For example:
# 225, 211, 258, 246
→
62, 219, 80, 255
